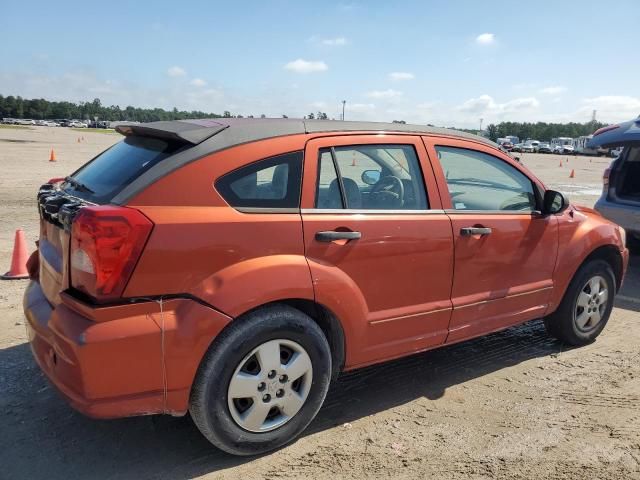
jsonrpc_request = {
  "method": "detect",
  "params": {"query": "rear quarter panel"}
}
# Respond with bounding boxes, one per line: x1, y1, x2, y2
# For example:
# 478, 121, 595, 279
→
123, 134, 314, 317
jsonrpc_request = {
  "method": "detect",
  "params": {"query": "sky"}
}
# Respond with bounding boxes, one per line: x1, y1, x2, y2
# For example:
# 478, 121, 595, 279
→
1, 0, 639, 128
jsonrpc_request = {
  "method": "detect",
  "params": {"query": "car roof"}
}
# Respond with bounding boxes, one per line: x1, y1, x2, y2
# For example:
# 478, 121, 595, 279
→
115, 117, 497, 149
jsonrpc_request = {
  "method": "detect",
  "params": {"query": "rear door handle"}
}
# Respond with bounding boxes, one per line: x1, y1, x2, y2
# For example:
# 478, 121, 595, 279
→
315, 230, 362, 242
460, 227, 492, 236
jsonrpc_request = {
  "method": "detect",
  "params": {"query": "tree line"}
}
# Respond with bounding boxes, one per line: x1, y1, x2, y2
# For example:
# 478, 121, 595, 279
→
0, 94, 613, 140
484, 121, 608, 143
0, 94, 334, 123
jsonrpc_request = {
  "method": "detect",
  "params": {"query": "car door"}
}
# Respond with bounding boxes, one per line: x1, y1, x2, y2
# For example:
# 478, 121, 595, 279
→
300, 135, 454, 368
423, 136, 559, 343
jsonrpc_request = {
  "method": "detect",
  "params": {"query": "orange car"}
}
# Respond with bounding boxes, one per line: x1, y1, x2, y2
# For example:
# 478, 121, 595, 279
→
24, 119, 628, 455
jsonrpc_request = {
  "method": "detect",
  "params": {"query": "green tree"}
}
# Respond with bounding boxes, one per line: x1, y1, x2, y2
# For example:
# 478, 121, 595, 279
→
486, 123, 498, 141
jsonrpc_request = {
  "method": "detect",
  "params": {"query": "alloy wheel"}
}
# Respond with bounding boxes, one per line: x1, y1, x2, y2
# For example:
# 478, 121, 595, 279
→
227, 339, 313, 433
574, 275, 609, 332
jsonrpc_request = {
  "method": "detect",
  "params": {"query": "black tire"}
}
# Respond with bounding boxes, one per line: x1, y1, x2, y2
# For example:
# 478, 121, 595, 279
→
543, 259, 616, 346
189, 304, 332, 456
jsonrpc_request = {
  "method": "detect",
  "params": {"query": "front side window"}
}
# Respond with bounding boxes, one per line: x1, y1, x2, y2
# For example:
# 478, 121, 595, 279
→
216, 151, 303, 209
436, 146, 536, 212
315, 144, 428, 210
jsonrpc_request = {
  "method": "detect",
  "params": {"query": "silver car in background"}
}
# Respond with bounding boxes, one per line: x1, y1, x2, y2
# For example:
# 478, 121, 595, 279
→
589, 118, 640, 250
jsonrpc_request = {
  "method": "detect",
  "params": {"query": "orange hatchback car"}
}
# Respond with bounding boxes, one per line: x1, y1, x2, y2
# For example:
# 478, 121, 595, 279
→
24, 119, 628, 455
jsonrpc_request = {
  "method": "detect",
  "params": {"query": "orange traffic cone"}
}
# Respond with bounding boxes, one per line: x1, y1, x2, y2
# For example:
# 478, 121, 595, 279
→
49, 149, 56, 162
559, 160, 562, 167
1, 230, 29, 279
569, 169, 575, 178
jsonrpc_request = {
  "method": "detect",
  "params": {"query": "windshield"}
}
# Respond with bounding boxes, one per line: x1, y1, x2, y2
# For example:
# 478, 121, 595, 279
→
65, 136, 184, 203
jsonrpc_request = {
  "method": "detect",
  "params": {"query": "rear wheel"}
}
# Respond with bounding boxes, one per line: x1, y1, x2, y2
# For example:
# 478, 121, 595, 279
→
543, 259, 615, 345
190, 304, 331, 456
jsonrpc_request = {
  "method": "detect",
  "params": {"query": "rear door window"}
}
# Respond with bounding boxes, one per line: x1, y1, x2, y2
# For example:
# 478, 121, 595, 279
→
315, 145, 428, 210
215, 151, 303, 210
66, 136, 184, 203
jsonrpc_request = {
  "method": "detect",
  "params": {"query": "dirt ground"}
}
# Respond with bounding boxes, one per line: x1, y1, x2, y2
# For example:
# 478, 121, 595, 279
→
1, 126, 638, 480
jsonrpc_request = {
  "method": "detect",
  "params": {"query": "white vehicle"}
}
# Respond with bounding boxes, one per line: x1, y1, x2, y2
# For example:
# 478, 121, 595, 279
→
15, 119, 35, 125
554, 144, 575, 154
525, 140, 540, 152
610, 146, 624, 158
68, 121, 88, 128
520, 143, 535, 153
551, 137, 573, 151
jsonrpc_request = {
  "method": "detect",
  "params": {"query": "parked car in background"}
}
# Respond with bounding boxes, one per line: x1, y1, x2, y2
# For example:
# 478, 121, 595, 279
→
499, 141, 514, 151
538, 143, 552, 153
610, 146, 624, 158
15, 119, 35, 125
512, 143, 523, 152
68, 120, 87, 128
554, 144, 575, 154
551, 137, 574, 152
24, 119, 628, 456
520, 143, 535, 153
589, 118, 640, 250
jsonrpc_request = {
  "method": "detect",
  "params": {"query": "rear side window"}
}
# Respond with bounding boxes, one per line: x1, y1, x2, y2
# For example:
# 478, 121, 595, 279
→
216, 151, 303, 210
67, 136, 184, 203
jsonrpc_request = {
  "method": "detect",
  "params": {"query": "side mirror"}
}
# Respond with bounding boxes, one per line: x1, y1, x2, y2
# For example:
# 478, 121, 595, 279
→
361, 170, 381, 185
542, 190, 568, 214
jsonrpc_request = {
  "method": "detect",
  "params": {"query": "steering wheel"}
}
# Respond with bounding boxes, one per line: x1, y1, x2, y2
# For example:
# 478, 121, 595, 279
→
370, 175, 404, 208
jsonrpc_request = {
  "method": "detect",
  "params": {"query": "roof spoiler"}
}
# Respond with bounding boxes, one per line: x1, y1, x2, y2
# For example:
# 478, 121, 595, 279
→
587, 117, 640, 148
115, 120, 229, 145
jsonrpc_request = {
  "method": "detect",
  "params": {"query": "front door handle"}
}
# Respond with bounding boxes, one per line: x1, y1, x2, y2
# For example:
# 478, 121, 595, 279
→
315, 230, 362, 242
460, 227, 492, 236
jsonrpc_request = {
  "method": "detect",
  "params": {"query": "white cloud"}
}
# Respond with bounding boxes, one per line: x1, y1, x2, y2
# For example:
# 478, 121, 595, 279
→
579, 96, 640, 122
457, 94, 540, 118
475, 33, 495, 45
366, 89, 403, 99
284, 59, 328, 74
190, 78, 207, 87
321, 37, 347, 46
389, 72, 415, 81
167, 66, 186, 77
540, 86, 567, 95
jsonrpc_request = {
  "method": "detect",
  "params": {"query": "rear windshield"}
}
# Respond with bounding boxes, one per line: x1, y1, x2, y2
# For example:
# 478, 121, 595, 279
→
65, 136, 184, 203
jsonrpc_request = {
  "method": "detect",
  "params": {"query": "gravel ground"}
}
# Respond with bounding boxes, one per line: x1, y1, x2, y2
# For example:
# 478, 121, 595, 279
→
1, 127, 638, 479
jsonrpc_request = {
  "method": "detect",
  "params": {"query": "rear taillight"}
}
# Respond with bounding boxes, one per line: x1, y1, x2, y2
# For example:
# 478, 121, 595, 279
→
70, 206, 153, 302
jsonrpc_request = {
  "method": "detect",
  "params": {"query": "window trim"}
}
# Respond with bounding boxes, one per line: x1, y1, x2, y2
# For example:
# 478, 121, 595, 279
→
434, 145, 542, 214
214, 150, 303, 212
314, 143, 430, 212
301, 208, 441, 214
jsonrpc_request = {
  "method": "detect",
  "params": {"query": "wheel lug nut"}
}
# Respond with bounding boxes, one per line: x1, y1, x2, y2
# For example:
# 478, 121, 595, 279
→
257, 382, 266, 392
262, 394, 271, 403
268, 370, 276, 379
279, 374, 288, 383
276, 389, 284, 398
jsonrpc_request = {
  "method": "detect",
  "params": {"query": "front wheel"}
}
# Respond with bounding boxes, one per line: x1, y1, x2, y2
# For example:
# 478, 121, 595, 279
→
543, 259, 615, 345
190, 304, 332, 456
